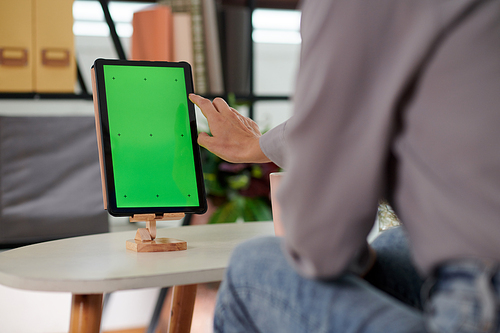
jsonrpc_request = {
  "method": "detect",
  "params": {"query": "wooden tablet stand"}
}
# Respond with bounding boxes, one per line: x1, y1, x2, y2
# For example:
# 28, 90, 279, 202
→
126, 213, 187, 252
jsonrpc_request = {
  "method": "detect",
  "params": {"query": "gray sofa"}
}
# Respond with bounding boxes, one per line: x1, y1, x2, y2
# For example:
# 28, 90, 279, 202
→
0, 116, 108, 246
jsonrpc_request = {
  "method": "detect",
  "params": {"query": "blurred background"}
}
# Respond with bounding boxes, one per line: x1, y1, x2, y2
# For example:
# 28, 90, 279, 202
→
0, 1, 301, 332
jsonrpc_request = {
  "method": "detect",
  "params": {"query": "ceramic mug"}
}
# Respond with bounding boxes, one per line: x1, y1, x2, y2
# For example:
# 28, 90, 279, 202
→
269, 172, 285, 236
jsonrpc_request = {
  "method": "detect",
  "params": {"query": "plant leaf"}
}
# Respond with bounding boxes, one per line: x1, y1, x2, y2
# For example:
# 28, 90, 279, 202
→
208, 201, 239, 224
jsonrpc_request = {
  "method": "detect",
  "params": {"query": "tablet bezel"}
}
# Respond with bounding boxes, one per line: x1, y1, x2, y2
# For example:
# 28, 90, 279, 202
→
93, 58, 207, 217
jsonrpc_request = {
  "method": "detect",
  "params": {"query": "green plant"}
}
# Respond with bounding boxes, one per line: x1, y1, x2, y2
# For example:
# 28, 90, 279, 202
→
201, 146, 280, 223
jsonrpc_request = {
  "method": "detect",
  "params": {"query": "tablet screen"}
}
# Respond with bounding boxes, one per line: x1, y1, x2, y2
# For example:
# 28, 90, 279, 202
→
93, 59, 207, 216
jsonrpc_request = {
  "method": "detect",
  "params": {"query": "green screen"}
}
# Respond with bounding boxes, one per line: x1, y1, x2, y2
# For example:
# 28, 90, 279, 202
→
103, 64, 199, 208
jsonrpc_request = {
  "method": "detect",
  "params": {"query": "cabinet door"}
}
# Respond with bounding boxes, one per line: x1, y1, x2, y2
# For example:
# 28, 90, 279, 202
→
0, 0, 34, 92
34, 0, 76, 93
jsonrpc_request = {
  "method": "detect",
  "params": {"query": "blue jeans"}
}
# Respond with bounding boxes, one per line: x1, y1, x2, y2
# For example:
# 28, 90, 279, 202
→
214, 227, 500, 333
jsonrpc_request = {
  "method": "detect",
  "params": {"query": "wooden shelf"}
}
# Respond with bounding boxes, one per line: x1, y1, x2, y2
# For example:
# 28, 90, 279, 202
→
0, 93, 93, 100
114, 0, 299, 8
221, 0, 299, 9
0, 93, 290, 102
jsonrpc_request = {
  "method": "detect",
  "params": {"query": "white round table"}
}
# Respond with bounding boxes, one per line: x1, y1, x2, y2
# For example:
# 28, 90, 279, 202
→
0, 222, 275, 333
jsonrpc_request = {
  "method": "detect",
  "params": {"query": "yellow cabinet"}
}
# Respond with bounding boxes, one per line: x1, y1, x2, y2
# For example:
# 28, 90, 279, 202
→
0, 0, 75, 93
34, 0, 76, 93
0, 0, 34, 92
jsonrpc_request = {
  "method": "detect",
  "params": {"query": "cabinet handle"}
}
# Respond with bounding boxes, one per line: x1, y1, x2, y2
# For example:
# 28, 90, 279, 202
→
0, 48, 28, 66
41, 48, 70, 67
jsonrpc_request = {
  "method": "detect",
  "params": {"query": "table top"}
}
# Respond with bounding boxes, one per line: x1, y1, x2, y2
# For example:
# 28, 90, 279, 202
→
0, 222, 274, 294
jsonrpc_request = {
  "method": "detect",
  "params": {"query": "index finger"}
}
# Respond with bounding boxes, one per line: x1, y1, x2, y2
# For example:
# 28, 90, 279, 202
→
189, 94, 221, 120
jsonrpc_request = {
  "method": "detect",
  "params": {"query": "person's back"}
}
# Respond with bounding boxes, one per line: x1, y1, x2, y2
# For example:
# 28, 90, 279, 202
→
389, 0, 500, 276
276, 0, 500, 279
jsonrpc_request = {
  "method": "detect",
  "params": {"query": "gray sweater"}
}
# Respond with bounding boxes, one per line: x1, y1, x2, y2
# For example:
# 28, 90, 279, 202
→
260, 0, 500, 278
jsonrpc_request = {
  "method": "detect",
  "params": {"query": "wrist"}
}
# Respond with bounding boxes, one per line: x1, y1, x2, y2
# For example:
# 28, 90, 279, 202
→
247, 137, 271, 163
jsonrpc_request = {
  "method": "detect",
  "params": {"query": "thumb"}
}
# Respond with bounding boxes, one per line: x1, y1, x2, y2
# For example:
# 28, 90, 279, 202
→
197, 132, 212, 149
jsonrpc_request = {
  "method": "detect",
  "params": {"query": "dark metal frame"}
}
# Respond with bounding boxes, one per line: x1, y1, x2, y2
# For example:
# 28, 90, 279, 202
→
99, 0, 127, 60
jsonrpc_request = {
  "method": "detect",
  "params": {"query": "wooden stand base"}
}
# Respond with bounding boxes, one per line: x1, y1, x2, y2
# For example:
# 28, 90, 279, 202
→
126, 238, 187, 252
127, 213, 187, 253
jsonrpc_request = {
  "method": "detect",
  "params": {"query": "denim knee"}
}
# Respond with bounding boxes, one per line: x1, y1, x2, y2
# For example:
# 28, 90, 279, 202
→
227, 236, 283, 277
367, 226, 424, 310
424, 259, 500, 333
214, 236, 288, 333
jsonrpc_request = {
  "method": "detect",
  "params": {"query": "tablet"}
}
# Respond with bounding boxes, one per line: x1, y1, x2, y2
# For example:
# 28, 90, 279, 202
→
92, 59, 207, 216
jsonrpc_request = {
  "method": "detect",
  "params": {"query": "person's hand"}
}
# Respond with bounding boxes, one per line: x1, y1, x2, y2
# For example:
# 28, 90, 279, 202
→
189, 94, 270, 164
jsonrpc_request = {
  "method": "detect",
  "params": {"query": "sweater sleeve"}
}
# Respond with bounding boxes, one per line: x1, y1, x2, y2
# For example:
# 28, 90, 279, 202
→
259, 121, 288, 169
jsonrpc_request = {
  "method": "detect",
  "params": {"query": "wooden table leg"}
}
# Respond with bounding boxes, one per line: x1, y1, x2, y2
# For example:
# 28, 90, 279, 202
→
169, 284, 198, 333
69, 294, 103, 333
